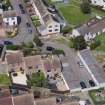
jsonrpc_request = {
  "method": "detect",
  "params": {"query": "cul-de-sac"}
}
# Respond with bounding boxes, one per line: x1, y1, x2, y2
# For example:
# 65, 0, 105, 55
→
1, 0, 105, 105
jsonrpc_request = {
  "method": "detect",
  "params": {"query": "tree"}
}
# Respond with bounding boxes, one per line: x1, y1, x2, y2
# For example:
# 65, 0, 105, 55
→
61, 26, 72, 34
34, 36, 43, 47
72, 36, 87, 50
81, 0, 91, 14
27, 71, 47, 87
90, 40, 101, 50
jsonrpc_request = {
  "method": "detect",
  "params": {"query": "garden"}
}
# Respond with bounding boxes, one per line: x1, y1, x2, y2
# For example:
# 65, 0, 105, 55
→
56, 0, 105, 26
89, 88, 105, 105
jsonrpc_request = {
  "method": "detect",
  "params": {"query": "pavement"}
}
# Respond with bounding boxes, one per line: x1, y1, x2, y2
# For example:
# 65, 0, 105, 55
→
0, 0, 37, 45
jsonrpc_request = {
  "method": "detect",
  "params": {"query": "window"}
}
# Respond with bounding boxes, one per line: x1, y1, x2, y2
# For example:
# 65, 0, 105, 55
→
55, 29, 58, 31
6, 22, 9, 25
49, 30, 52, 32
55, 25, 58, 27
7, 18, 9, 21
12, 17, 14, 20
49, 26, 52, 28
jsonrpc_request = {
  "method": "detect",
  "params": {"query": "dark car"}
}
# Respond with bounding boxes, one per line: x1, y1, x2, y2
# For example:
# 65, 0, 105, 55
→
21, 9, 25, 14
46, 46, 55, 51
4, 41, 13, 45
28, 29, 32, 34
80, 81, 87, 89
19, 4, 24, 9
47, 7, 56, 13
26, 22, 31, 27
89, 80, 95, 87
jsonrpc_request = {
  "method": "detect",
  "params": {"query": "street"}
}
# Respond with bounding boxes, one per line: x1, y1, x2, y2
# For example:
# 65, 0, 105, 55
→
0, 0, 37, 45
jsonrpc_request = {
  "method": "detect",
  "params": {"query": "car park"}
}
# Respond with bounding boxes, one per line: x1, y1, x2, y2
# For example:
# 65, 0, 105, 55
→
89, 80, 95, 87
80, 81, 87, 89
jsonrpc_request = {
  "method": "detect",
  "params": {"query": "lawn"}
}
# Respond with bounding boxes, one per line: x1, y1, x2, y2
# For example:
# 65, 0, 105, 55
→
89, 89, 105, 105
95, 33, 105, 52
57, 0, 105, 26
0, 74, 11, 86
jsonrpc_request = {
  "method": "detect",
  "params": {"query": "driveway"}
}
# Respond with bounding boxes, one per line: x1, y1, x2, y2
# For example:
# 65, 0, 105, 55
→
43, 42, 94, 91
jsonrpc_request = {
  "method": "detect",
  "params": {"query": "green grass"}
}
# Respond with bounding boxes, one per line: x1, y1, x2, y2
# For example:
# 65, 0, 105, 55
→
57, 0, 105, 26
95, 33, 105, 52
0, 74, 11, 86
89, 89, 105, 105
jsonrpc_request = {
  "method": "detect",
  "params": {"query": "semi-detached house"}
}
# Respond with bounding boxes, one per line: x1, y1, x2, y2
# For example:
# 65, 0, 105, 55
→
72, 17, 105, 41
31, 0, 60, 37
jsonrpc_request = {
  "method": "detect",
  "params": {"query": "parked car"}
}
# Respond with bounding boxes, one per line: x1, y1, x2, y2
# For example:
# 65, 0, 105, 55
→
19, 4, 24, 9
89, 80, 95, 87
4, 41, 13, 45
26, 22, 31, 27
80, 81, 87, 89
28, 29, 32, 34
46, 46, 55, 51
77, 61, 84, 68
21, 9, 25, 14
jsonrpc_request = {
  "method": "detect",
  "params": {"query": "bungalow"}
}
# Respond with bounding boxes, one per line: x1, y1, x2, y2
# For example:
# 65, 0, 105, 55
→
90, 0, 105, 10
31, 0, 60, 37
72, 17, 105, 41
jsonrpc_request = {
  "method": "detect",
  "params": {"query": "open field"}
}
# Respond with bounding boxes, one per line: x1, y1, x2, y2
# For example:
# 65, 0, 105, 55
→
57, 0, 105, 26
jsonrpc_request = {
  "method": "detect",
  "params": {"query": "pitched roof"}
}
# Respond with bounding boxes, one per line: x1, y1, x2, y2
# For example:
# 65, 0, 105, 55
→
0, 96, 13, 105
3, 10, 17, 18
13, 94, 35, 105
6, 51, 23, 65
0, 86, 12, 105
33, 0, 55, 24
35, 97, 57, 105
76, 17, 105, 35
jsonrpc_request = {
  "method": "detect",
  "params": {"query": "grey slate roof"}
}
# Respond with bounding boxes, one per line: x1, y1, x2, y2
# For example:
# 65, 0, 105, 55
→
76, 17, 105, 35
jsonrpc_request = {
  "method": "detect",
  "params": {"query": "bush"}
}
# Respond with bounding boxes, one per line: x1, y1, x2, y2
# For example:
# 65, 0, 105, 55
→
90, 40, 101, 50
34, 36, 43, 47
72, 36, 87, 50
6, 45, 21, 50
52, 49, 65, 55
61, 26, 72, 34
81, 0, 91, 14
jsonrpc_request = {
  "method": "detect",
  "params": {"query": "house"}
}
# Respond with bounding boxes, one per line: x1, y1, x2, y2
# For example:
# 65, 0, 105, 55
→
78, 49, 105, 90
3, 10, 18, 32
11, 71, 27, 86
6, 51, 26, 72
72, 17, 105, 41
90, 0, 105, 10
13, 94, 35, 105
31, 0, 60, 37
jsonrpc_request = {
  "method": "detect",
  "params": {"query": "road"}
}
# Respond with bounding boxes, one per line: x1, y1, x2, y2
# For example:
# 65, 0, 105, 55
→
0, 0, 36, 45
